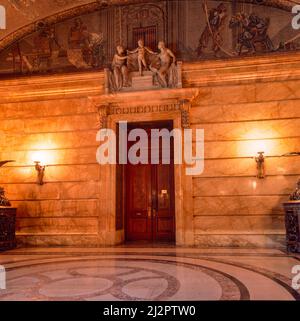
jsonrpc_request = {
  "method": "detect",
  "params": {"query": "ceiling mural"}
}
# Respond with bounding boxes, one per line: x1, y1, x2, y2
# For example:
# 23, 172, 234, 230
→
0, 0, 299, 78
8, 1, 39, 19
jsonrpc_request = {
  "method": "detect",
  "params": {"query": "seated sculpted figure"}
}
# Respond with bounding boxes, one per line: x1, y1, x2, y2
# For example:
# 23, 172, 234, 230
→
111, 45, 129, 90
150, 41, 177, 88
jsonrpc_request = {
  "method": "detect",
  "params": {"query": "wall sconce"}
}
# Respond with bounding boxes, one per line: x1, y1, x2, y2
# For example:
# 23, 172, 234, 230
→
255, 152, 265, 179
253, 151, 300, 180
34, 161, 46, 185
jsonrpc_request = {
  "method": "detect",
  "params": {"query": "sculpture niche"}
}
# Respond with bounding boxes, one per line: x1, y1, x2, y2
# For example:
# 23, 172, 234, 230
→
105, 40, 182, 93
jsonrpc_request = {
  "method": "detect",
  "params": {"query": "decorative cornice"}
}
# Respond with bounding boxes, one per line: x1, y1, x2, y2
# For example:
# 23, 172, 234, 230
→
1, 52, 300, 103
0, 72, 104, 103
183, 51, 300, 87
95, 99, 191, 129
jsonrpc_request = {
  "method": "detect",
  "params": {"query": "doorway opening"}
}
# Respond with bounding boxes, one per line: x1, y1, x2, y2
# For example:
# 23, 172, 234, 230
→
116, 120, 176, 244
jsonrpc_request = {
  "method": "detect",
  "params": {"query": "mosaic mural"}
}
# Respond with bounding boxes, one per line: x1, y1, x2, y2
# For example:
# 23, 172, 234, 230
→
0, 0, 299, 77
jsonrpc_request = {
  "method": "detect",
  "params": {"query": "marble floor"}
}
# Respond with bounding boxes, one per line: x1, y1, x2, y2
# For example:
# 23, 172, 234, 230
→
0, 247, 299, 301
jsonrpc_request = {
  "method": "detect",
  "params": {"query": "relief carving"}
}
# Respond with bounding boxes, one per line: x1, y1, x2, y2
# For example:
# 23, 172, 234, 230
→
1, 1, 298, 77
179, 99, 191, 129
96, 104, 110, 129
96, 101, 190, 129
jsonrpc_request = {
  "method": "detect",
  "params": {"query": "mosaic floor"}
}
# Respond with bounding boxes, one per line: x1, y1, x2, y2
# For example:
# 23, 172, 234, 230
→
0, 247, 299, 301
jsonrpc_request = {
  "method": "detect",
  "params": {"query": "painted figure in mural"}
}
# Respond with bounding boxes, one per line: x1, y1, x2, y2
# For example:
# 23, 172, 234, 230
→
32, 24, 61, 72
197, 3, 227, 57
229, 12, 274, 55
127, 39, 156, 76
111, 45, 129, 90
67, 18, 104, 69
82, 30, 104, 68
68, 18, 88, 49
150, 41, 177, 88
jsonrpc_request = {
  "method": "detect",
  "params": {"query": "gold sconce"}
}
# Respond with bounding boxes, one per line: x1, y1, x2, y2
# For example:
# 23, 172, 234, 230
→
255, 152, 265, 179
34, 161, 46, 185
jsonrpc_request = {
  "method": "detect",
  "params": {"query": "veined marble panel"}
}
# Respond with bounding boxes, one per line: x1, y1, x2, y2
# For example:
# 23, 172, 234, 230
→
193, 157, 300, 178
193, 235, 286, 248
192, 119, 300, 142
11, 199, 99, 218
193, 176, 297, 197
194, 196, 286, 216
0, 147, 98, 167
0, 98, 93, 120
1, 130, 99, 152
194, 215, 284, 234
16, 217, 99, 235
191, 99, 300, 124
197, 137, 300, 159
1, 164, 100, 184
3, 181, 102, 201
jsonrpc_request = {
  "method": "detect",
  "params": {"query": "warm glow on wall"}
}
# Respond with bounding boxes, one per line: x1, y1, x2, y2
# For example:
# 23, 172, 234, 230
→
238, 138, 277, 158
30, 150, 53, 165
238, 128, 281, 179
240, 128, 279, 157
29, 142, 57, 166
28, 144, 58, 185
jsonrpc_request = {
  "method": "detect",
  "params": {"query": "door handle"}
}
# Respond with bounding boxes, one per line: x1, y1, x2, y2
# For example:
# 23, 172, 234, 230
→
152, 208, 157, 218
147, 207, 151, 218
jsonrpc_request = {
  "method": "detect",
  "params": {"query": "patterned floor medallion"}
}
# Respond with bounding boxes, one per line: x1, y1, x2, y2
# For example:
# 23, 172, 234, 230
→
0, 248, 299, 301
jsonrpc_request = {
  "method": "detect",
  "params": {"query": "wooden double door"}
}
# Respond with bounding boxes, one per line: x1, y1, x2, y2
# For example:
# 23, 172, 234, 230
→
125, 121, 175, 243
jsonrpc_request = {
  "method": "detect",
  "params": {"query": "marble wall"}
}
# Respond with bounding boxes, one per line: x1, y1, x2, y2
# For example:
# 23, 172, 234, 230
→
188, 54, 300, 247
1, 52, 300, 247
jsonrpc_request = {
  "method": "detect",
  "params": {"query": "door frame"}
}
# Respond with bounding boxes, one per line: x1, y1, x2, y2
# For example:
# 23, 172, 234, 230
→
102, 109, 193, 246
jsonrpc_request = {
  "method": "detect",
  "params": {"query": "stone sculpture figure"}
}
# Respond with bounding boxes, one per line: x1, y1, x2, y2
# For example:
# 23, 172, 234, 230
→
150, 41, 177, 88
111, 45, 129, 90
105, 41, 181, 92
127, 39, 155, 76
